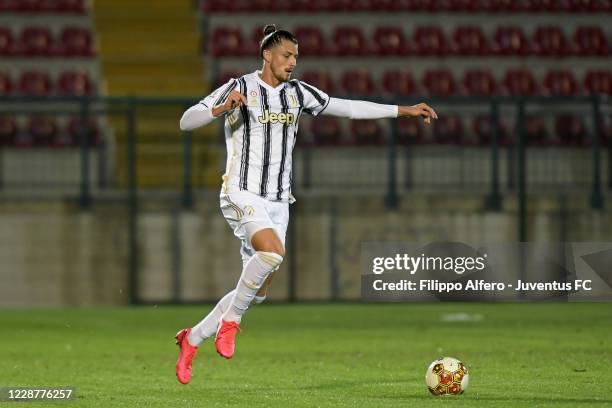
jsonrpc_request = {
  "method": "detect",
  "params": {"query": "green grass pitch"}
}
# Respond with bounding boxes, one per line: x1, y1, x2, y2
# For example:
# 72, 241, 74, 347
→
1, 303, 611, 407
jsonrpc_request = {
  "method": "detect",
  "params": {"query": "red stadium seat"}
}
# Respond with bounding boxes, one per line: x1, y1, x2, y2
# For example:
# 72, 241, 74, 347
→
61, 117, 100, 147
502, 69, 539, 96
57, 71, 93, 96
382, 70, 417, 96
584, 70, 612, 95
530, 0, 562, 11
19, 71, 52, 96
328, 0, 372, 11
432, 116, 463, 144
372, 27, 409, 56
396, 117, 425, 145
341, 69, 375, 96
301, 70, 335, 94
293, 26, 326, 56
573, 26, 609, 56
332, 27, 368, 56
0, 71, 12, 95
554, 115, 588, 146
290, 0, 330, 11
311, 116, 342, 145
524, 116, 549, 145
472, 115, 511, 146
215, 71, 242, 88
20, 27, 55, 56
60, 27, 94, 56
351, 120, 384, 145
453, 26, 490, 55
565, 0, 609, 12
413, 26, 448, 56
533, 26, 572, 57
27, 116, 58, 146
210, 27, 244, 57
0, 27, 15, 56
600, 115, 612, 146
543, 70, 579, 96
485, 0, 527, 12
423, 69, 456, 96
445, 0, 482, 12
0, 116, 18, 146
463, 70, 497, 96
493, 26, 531, 55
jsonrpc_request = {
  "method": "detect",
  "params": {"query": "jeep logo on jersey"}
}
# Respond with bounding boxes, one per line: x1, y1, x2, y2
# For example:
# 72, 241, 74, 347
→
257, 110, 296, 124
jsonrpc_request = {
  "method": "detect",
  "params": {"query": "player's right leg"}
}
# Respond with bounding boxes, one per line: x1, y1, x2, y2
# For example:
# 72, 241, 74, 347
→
215, 227, 284, 358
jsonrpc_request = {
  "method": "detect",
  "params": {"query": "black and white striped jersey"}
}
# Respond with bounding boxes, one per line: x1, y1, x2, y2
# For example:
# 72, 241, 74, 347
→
199, 70, 330, 203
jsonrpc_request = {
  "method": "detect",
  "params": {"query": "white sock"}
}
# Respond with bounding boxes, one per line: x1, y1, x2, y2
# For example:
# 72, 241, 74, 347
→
188, 290, 235, 347
222, 251, 282, 323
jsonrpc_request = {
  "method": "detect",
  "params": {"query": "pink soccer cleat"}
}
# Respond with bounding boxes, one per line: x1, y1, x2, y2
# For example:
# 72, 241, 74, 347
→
175, 328, 198, 384
215, 320, 241, 359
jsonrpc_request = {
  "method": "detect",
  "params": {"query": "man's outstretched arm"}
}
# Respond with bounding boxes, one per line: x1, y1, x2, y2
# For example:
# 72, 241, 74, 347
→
179, 90, 247, 131
321, 97, 438, 123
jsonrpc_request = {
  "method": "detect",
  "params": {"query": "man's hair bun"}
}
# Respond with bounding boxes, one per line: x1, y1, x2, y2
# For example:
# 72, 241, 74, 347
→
263, 24, 277, 36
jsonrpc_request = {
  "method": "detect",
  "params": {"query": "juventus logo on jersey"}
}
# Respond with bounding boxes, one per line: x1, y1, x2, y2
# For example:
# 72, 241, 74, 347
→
257, 110, 296, 124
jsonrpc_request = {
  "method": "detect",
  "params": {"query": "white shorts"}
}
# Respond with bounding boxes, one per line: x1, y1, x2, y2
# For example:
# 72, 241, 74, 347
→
220, 190, 289, 265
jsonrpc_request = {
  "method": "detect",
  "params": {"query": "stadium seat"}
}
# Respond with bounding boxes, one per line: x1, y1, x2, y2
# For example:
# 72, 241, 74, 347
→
328, 0, 372, 11
423, 69, 456, 96
0, 27, 15, 56
396, 117, 424, 145
372, 27, 409, 56
529, 0, 562, 11
600, 115, 612, 146
543, 70, 579, 96
311, 116, 342, 145
565, 0, 610, 12
432, 116, 463, 144
57, 71, 93, 96
302, 70, 336, 94
533, 26, 572, 57
472, 115, 511, 146
290, 0, 330, 12
445, 0, 482, 12
0, 71, 12, 95
210, 27, 244, 57
61, 117, 100, 147
413, 26, 448, 56
0, 116, 18, 146
524, 116, 549, 145
293, 26, 326, 56
20, 26, 55, 56
584, 70, 612, 95
19, 71, 52, 96
554, 115, 588, 146
453, 26, 490, 55
382, 70, 417, 96
15, 0, 86, 13
341, 69, 375, 96
485, 0, 527, 12
332, 26, 368, 55
27, 116, 58, 146
462, 70, 497, 96
351, 120, 384, 145
573, 26, 609, 56
60, 27, 94, 56
493, 26, 531, 55
215, 71, 242, 88
502, 69, 539, 96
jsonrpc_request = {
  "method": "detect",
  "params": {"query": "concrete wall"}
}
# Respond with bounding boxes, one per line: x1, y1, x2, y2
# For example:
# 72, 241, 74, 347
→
0, 194, 611, 307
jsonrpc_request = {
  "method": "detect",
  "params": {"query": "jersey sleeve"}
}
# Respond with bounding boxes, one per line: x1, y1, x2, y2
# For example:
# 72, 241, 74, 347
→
298, 80, 331, 116
198, 78, 239, 111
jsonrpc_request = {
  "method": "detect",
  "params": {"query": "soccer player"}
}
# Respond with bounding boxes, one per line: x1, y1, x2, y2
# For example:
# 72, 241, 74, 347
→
175, 24, 437, 384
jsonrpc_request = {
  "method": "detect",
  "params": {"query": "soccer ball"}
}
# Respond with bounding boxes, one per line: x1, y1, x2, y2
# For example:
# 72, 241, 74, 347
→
425, 357, 469, 395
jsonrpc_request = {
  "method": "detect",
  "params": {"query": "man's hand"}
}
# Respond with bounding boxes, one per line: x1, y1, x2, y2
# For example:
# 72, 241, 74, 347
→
398, 103, 438, 124
212, 90, 247, 117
